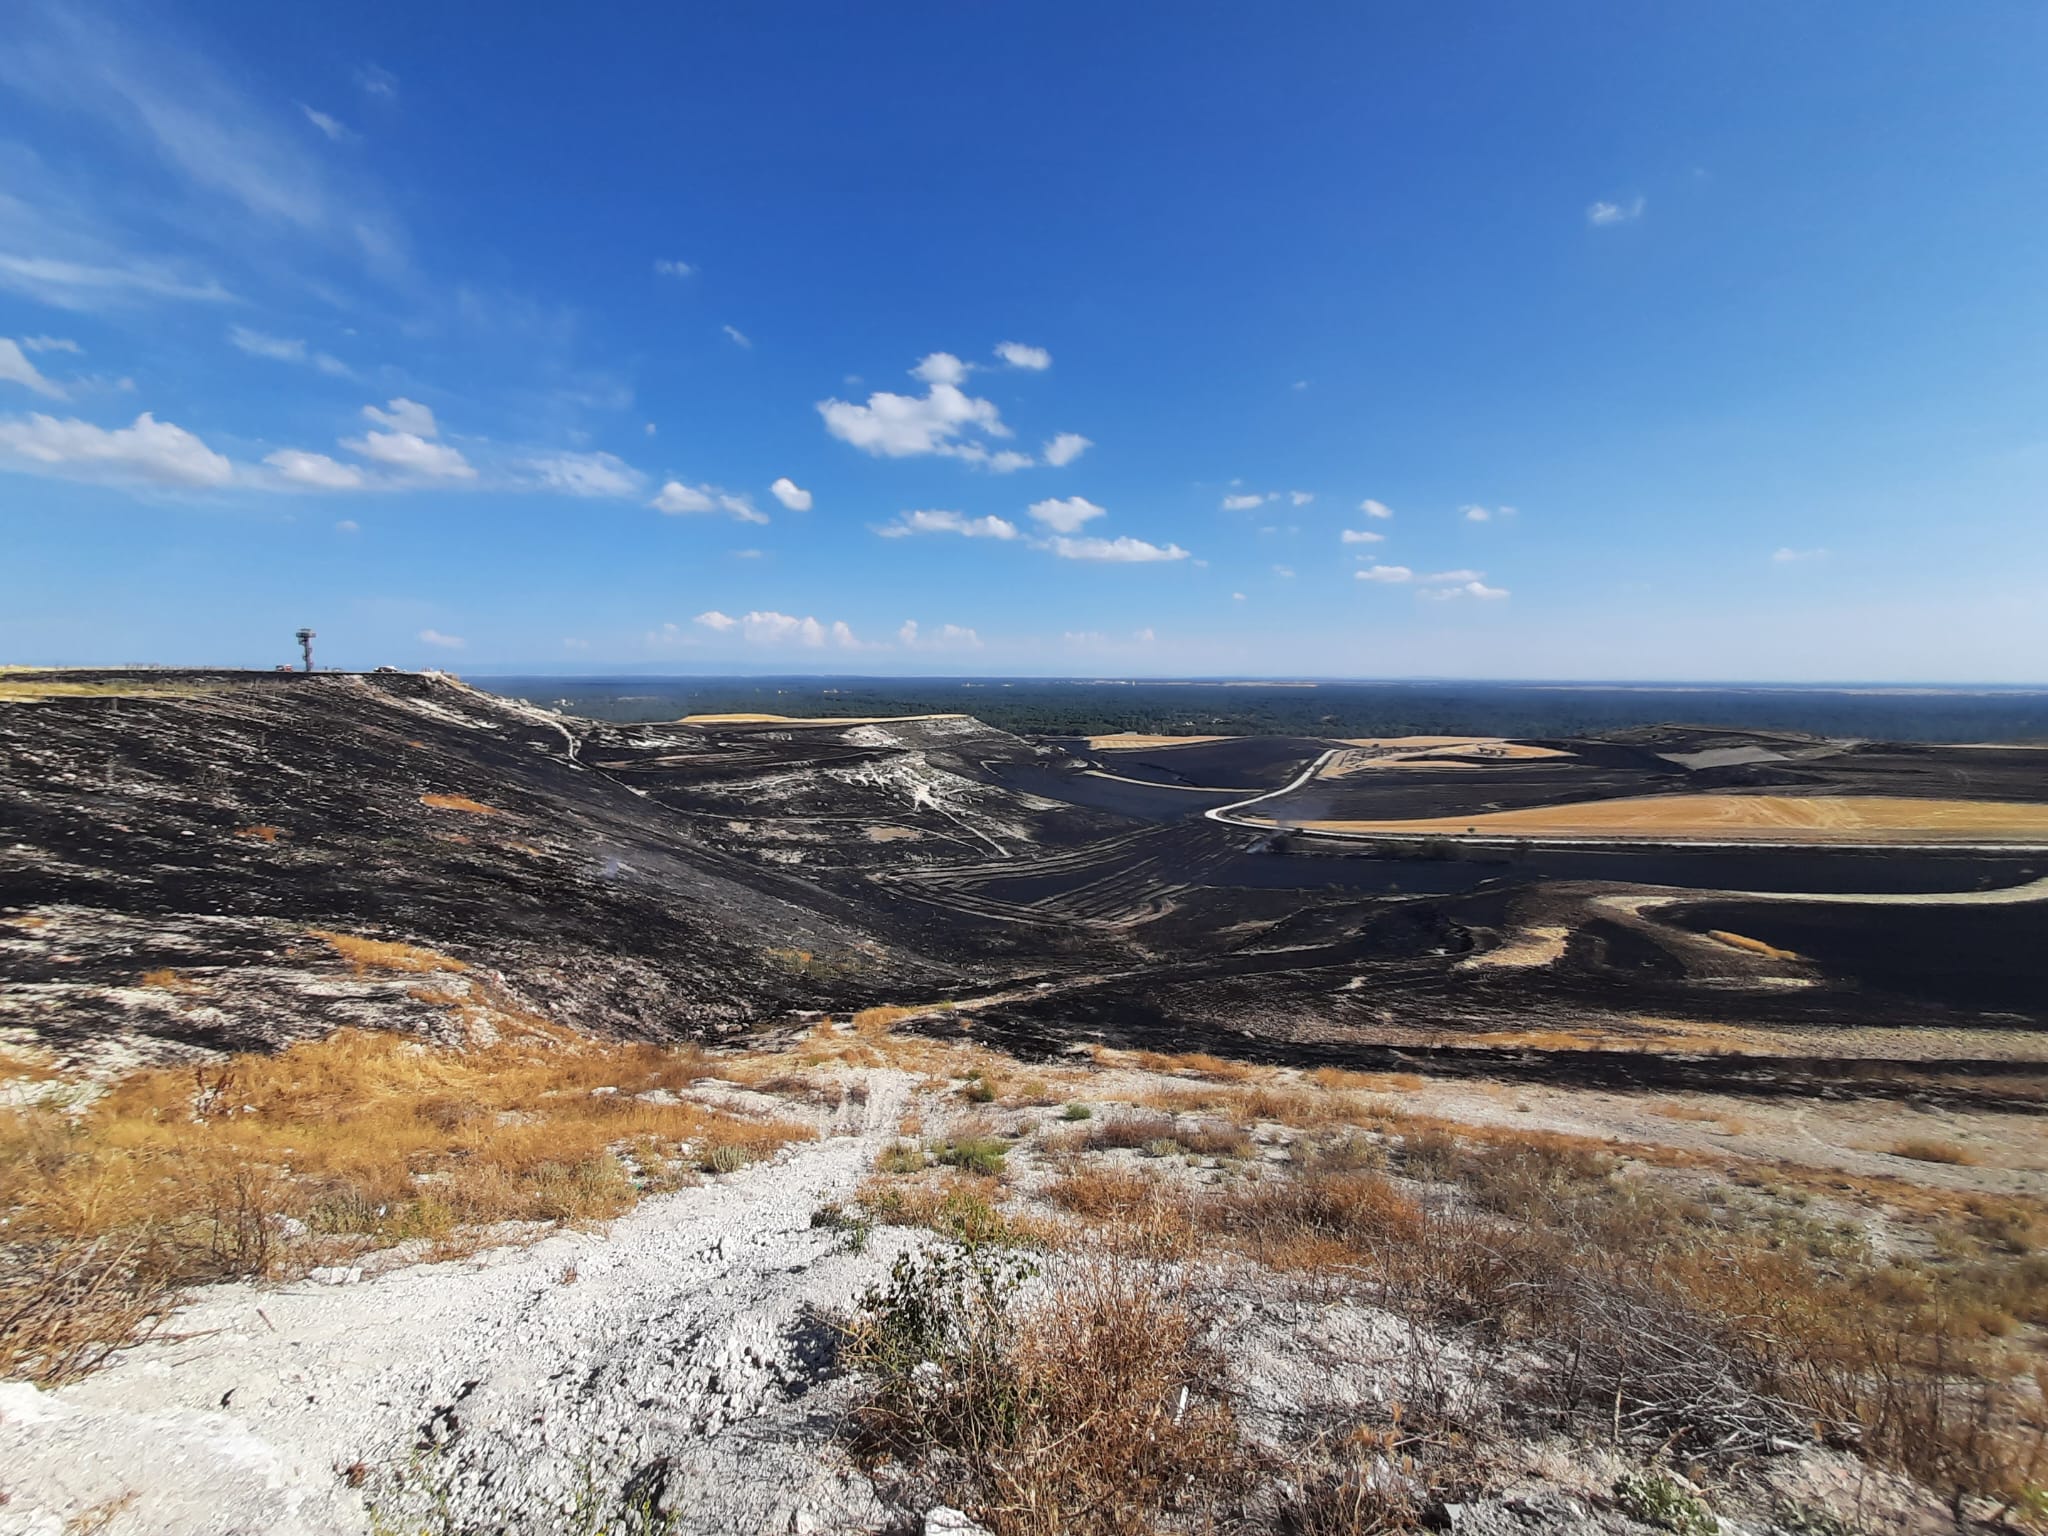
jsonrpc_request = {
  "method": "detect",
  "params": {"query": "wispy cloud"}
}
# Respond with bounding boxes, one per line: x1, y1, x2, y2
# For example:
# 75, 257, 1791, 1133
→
876, 508, 1019, 540
1221, 492, 1272, 511
769, 476, 812, 511
299, 105, 353, 143
651, 480, 769, 522
265, 448, 364, 490
418, 628, 466, 649
228, 325, 353, 378
1772, 546, 1828, 563
1587, 196, 1645, 227
523, 451, 641, 498
0, 338, 67, 398
722, 323, 751, 348
1340, 528, 1385, 545
1047, 534, 1188, 563
1359, 498, 1394, 519
899, 619, 983, 650
1355, 564, 1413, 583
653, 258, 695, 278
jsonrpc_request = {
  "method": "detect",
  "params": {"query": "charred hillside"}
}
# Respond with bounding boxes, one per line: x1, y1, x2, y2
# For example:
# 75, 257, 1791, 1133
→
0, 671, 1091, 1067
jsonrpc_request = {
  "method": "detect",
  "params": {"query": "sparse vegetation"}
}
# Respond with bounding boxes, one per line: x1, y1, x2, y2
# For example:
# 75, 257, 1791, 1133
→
845, 1247, 1248, 1535
0, 1026, 805, 1383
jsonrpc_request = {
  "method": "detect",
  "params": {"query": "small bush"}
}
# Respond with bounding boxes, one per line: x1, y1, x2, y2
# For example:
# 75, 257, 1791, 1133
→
1061, 1103, 1094, 1122
876, 1141, 928, 1174
700, 1144, 752, 1175
934, 1137, 1010, 1177
1613, 1471, 1715, 1535
845, 1250, 1249, 1535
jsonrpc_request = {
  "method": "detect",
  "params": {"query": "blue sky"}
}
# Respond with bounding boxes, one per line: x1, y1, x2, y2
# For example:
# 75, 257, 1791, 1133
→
3, 2, 2046, 681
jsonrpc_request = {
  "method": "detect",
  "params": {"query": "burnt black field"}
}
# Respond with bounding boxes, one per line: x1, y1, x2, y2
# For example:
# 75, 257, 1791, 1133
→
4, 670, 2046, 1106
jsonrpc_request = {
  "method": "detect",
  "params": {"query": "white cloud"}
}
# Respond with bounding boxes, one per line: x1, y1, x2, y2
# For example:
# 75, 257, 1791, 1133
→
563, 637, 589, 649
643, 422, 657, 436
1356, 564, 1413, 583
1462, 505, 1492, 522
334, 518, 359, 532
418, 628, 466, 648
0, 339, 66, 398
1340, 528, 1385, 545
362, 397, 437, 436
1043, 431, 1090, 467
830, 620, 860, 649
1423, 568, 1484, 583
1221, 492, 1272, 511
1587, 196, 1645, 226
1272, 564, 1296, 579
356, 64, 398, 99
344, 429, 474, 479
911, 352, 970, 386
653, 259, 695, 278
1232, 591, 1246, 601
229, 325, 353, 378
1772, 546, 1828, 563
21, 336, 82, 354
654, 481, 714, 514
1026, 495, 1107, 534
525, 451, 641, 498
1291, 380, 1308, 392
1419, 579, 1509, 601
694, 610, 737, 632
722, 324, 751, 349
1048, 535, 1189, 563
877, 509, 1019, 540
300, 105, 351, 141
817, 354, 1015, 467
650, 481, 768, 522
731, 548, 765, 559
898, 619, 984, 651
1359, 498, 1394, 519
0, 254, 235, 311
770, 476, 812, 511
265, 448, 365, 489
739, 610, 827, 647
1289, 491, 1314, 506
994, 341, 1050, 370
0, 410, 232, 487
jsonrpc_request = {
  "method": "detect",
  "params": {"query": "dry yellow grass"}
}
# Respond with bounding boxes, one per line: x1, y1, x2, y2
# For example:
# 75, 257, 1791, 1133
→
1294, 794, 2048, 844
419, 793, 501, 815
1890, 1138, 1980, 1166
0, 679, 229, 702
312, 930, 469, 976
234, 824, 285, 843
1707, 929, 1803, 961
0, 1026, 805, 1380
1083, 733, 1231, 748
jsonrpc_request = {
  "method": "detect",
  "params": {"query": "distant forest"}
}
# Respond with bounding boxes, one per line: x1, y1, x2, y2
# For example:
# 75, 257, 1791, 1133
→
478, 677, 2048, 744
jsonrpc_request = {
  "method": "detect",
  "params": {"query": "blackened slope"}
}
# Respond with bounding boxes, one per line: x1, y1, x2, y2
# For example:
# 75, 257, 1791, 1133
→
0, 673, 969, 1056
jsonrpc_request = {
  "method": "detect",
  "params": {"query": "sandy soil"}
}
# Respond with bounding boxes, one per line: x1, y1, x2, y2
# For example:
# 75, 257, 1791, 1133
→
1294, 793, 2048, 843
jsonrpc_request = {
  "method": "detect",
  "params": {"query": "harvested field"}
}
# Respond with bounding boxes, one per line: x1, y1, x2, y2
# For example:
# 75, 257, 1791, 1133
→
1283, 792, 2048, 844
1080, 732, 1231, 747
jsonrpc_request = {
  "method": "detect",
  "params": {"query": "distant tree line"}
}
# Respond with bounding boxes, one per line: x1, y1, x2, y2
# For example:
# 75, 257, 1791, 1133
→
478, 676, 2048, 745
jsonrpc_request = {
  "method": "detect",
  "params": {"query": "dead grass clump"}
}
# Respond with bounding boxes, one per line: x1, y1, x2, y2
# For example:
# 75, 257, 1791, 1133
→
0, 1235, 179, 1385
312, 930, 469, 977
857, 1174, 1052, 1249
1890, 1138, 1980, 1167
1200, 1172, 1426, 1274
0, 1028, 803, 1378
846, 1249, 1249, 1535
419, 793, 500, 815
234, 824, 285, 842
138, 967, 200, 993
1088, 1111, 1181, 1152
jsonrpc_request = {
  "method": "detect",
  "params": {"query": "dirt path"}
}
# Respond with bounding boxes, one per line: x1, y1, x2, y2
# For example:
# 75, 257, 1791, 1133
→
0, 1073, 917, 1536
